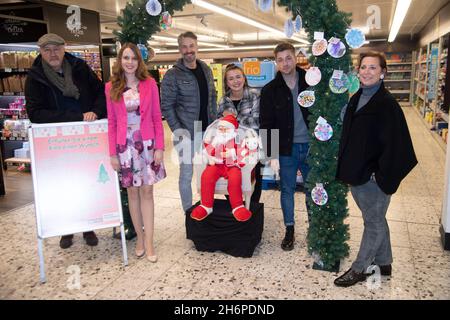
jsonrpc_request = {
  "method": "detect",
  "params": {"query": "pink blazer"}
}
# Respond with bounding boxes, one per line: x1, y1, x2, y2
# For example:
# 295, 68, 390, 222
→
105, 77, 164, 156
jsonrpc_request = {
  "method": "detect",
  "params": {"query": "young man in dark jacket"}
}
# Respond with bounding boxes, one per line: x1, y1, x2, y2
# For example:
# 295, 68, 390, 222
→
25, 33, 106, 249
161, 31, 217, 213
260, 42, 311, 251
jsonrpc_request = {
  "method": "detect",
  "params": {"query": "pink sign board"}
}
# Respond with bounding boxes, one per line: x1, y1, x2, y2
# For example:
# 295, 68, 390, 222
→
29, 120, 122, 238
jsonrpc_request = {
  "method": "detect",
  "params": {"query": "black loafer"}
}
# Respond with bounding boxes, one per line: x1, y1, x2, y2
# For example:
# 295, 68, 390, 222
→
334, 268, 367, 287
59, 234, 74, 249
83, 231, 98, 246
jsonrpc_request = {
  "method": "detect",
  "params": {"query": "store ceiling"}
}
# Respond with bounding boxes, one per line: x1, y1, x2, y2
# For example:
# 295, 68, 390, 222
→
23, 0, 450, 49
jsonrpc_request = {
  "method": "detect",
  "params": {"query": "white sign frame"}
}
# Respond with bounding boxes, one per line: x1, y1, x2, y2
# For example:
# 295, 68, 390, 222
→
28, 120, 128, 283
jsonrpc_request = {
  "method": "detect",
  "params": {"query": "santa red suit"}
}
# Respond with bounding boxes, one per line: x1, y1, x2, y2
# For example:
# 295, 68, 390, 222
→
191, 114, 252, 222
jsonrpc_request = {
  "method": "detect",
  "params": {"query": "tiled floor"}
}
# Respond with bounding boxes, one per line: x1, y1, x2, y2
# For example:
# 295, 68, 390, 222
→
0, 107, 449, 300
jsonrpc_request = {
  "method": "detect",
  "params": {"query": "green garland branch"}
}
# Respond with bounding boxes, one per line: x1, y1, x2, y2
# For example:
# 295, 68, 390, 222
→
278, 0, 352, 271
115, 0, 191, 45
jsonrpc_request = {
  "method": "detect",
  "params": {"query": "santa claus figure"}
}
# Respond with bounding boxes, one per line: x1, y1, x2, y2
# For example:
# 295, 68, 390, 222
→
191, 114, 252, 222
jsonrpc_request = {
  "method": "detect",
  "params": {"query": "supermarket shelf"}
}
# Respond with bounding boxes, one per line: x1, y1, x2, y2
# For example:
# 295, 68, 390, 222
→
0, 92, 25, 96
439, 112, 449, 122
0, 68, 29, 73
384, 79, 410, 82
399, 101, 412, 107
4, 157, 30, 165
417, 94, 427, 101
0, 136, 27, 141
390, 90, 410, 94
387, 62, 412, 65
389, 70, 412, 73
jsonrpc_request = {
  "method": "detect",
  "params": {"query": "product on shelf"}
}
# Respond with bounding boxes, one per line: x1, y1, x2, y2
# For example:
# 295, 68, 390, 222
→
0, 51, 37, 69
67, 49, 102, 80
1, 119, 30, 139
1, 75, 27, 93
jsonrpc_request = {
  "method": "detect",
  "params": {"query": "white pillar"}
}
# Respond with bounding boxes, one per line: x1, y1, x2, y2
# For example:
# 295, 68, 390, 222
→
441, 143, 450, 250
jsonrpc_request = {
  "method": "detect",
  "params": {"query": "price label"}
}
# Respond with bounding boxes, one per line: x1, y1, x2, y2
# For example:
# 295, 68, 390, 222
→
332, 70, 344, 79
314, 32, 324, 40
4, 68, 12, 72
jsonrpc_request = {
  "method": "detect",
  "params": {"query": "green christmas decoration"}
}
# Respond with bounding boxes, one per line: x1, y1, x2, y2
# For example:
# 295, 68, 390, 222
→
114, 0, 190, 59
278, 0, 351, 271
97, 163, 110, 184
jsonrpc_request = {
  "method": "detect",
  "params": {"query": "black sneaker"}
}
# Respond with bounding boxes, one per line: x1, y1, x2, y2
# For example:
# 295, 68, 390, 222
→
334, 268, 367, 287
281, 226, 295, 251
59, 234, 74, 249
83, 231, 98, 246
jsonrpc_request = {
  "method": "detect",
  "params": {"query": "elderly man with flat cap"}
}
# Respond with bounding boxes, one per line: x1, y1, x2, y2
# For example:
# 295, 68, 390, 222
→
25, 33, 107, 249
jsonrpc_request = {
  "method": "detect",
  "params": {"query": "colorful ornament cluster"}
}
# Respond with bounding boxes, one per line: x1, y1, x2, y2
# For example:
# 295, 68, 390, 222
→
299, 27, 365, 208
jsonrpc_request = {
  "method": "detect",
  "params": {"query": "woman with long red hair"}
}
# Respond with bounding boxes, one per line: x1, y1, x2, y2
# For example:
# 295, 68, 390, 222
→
106, 43, 166, 262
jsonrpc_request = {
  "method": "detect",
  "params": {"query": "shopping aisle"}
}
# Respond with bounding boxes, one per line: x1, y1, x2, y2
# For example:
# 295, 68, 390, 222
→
0, 107, 449, 300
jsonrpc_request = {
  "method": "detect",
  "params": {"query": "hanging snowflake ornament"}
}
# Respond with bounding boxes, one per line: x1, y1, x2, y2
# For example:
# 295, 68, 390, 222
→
312, 39, 327, 56
314, 116, 333, 141
146, 0, 162, 16
345, 28, 366, 49
346, 71, 360, 94
284, 19, 294, 38
306, 67, 322, 86
137, 43, 149, 61
327, 37, 346, 58
257, 0, 272, 12
297, 90, 316, 108
329, 72, 349, 94
159, 11, 172, 30
311, 183, 329, 206
294, 15, 303, 33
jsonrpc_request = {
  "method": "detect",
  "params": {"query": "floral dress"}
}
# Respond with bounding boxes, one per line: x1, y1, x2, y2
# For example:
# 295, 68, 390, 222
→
117, 87, 166, 188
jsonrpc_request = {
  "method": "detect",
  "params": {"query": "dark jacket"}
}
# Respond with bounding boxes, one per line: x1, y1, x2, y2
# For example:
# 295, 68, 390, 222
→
336, 82, 417, 195
25, 53, 106, 123
259, 67, 310, 157
160, 59, 217, 138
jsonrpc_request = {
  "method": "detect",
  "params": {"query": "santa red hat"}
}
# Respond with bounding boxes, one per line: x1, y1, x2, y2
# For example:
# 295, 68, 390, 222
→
218, 114, 238, 130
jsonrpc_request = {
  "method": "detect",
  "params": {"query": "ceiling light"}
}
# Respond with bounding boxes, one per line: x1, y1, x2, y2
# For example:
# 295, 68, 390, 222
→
172, 20, 229, 40
191, 0, 309, 44
388, 0, 411, 42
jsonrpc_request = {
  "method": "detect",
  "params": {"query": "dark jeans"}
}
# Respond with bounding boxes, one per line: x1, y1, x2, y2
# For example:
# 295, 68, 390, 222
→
279, 143, 310, 226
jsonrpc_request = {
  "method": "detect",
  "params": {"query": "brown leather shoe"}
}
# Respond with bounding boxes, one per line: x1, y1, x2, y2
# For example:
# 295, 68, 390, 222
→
334, 268, 367, 287
59, 234, 74, 249
83, 231, 98, 246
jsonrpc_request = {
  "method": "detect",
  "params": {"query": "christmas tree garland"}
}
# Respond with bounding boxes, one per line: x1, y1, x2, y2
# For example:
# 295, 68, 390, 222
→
115, 0, 190, 46
278, 0, 352, 270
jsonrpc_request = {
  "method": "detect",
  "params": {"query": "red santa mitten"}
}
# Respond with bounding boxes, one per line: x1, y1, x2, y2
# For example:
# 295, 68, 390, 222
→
232, 205, 252, 222
191, 205, 213, 221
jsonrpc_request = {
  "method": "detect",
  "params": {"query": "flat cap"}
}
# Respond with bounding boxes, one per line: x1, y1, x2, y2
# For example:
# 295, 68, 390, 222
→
37, 33, 65, 47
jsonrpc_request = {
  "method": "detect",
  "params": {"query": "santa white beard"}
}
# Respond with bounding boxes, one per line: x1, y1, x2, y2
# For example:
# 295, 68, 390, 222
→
212, 130, 236, 146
